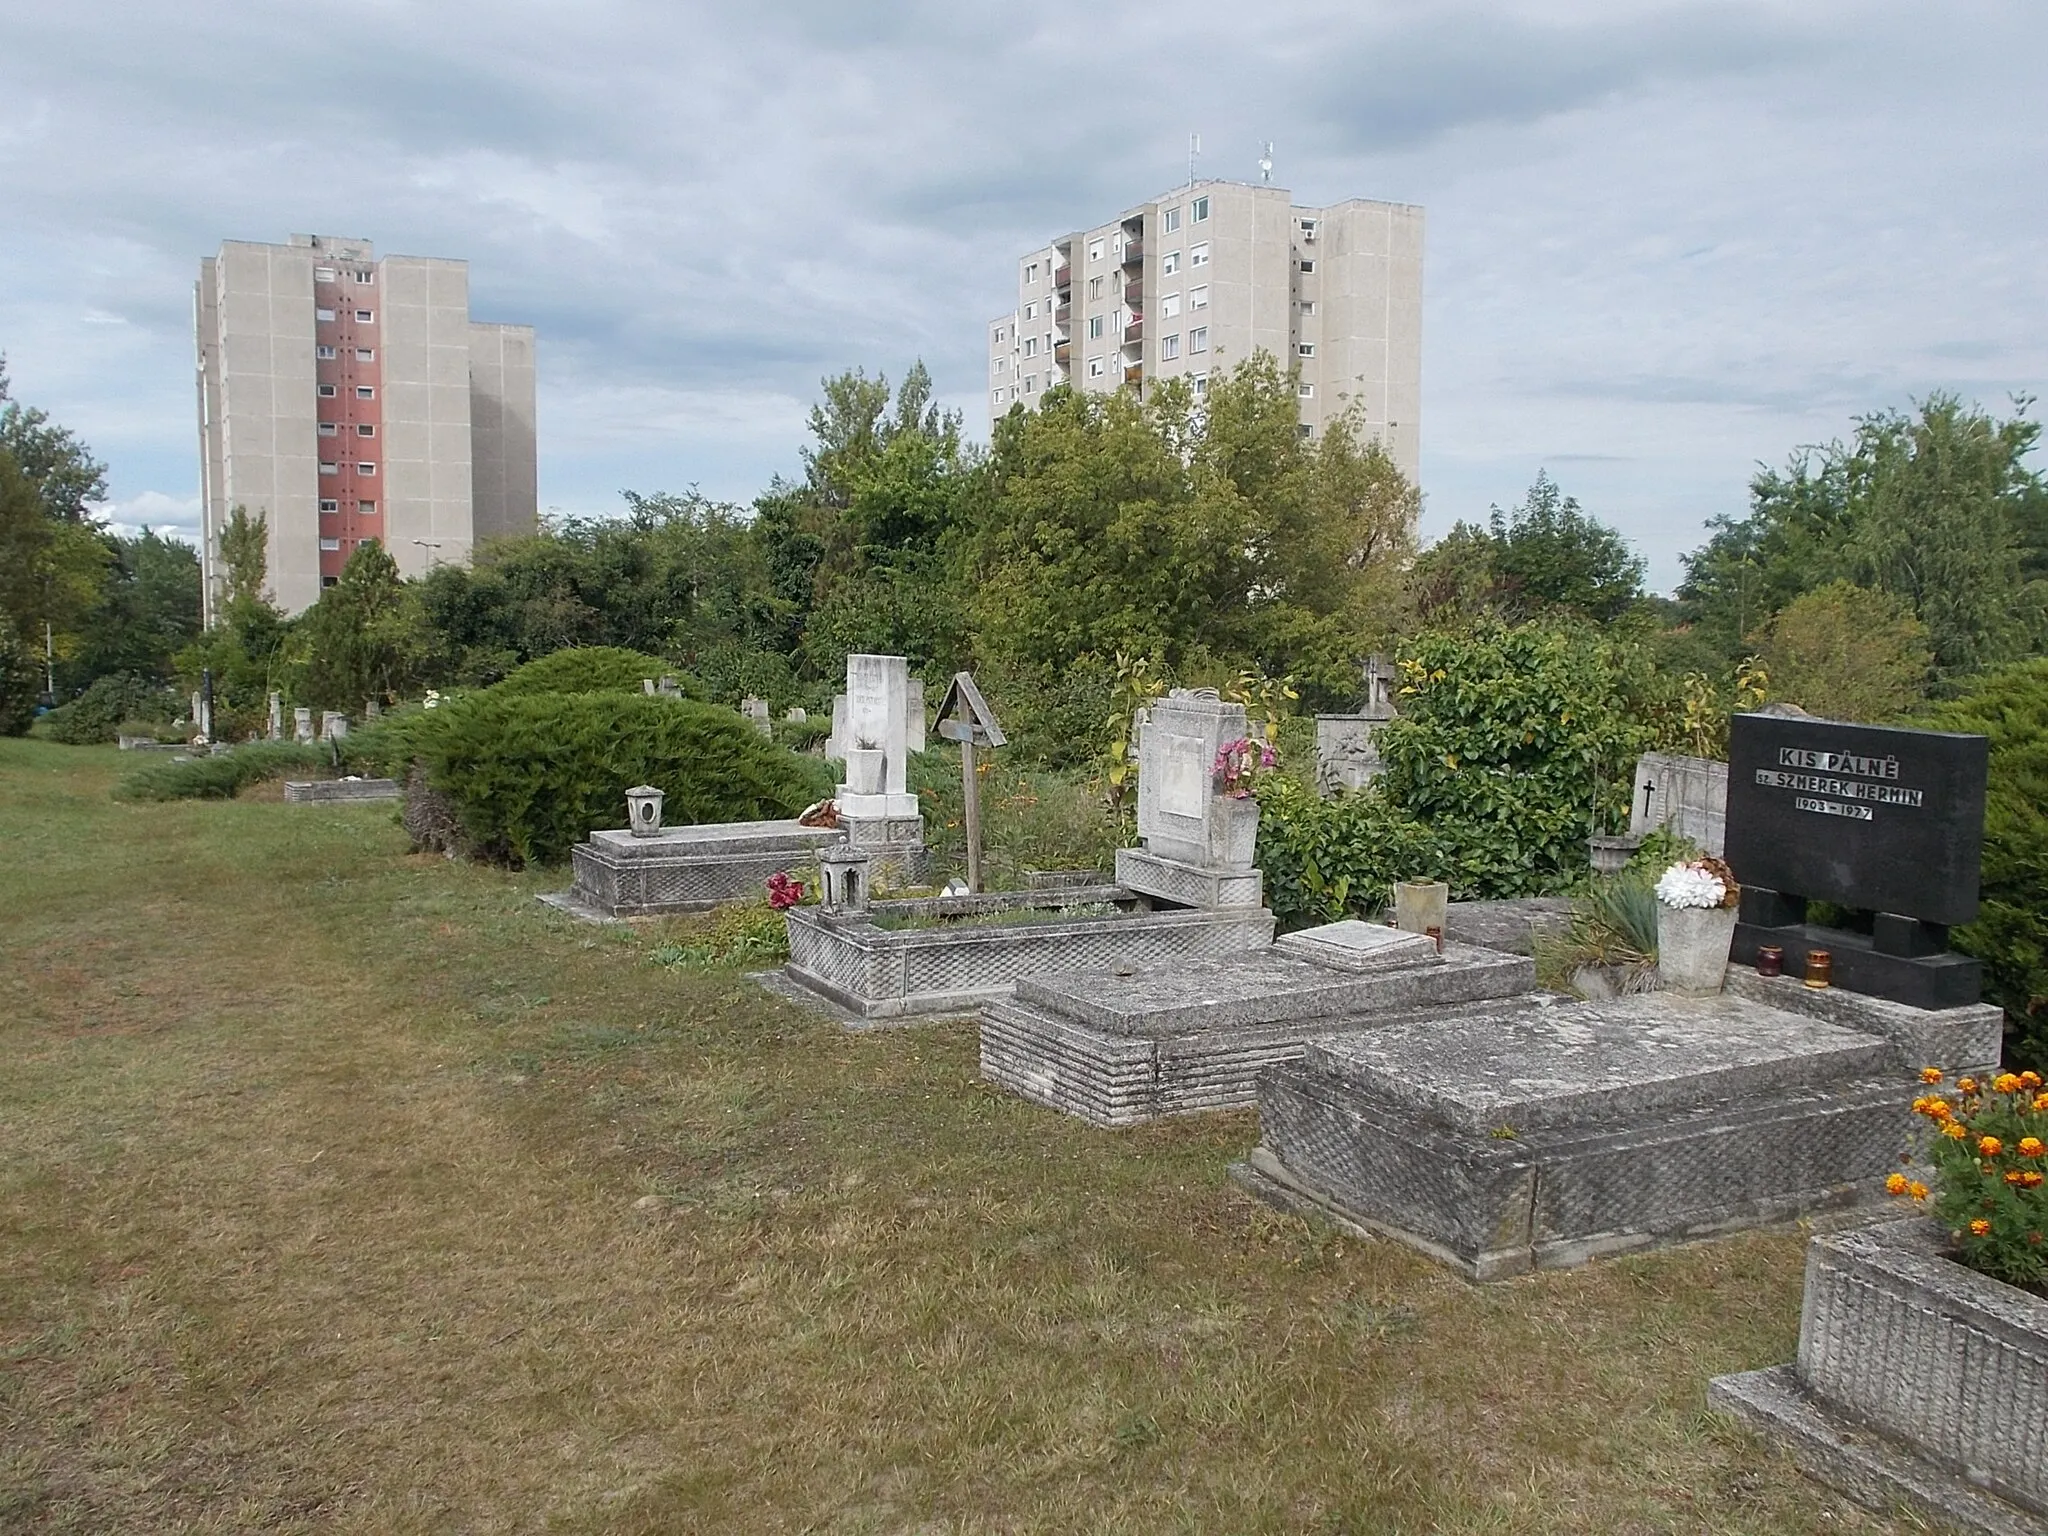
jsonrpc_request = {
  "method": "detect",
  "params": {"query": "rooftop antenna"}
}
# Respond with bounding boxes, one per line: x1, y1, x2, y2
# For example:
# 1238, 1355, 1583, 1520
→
1259, 142, 1274, 183
1188, 132, 1201, 187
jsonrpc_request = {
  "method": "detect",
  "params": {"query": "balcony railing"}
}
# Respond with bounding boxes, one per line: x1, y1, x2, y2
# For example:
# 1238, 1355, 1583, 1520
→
1053, 264, 1071, 289
1120, 241, 1144, 267
1054, 304, 1072, 327
1053, 339, 1071, 363
1123, 319, 1143, 343
1124, 364, 1144, 385
1123, 281, 1143, 306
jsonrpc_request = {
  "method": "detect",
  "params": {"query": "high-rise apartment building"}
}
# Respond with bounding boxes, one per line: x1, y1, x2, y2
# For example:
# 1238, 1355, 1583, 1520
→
195, 233, 537, 620
987, 180, 1422, 481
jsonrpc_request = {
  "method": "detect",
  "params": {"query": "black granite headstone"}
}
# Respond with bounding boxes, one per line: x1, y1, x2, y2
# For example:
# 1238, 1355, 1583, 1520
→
1724, 713, 1988, 1008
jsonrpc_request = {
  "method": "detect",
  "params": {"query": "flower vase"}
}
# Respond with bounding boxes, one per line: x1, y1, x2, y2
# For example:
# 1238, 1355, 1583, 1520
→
1209, 796, 1260, 868
1657, 904, 1737, 993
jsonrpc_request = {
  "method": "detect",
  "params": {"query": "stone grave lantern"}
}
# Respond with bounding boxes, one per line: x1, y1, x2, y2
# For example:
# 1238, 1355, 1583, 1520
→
624, 785, 666, 837
819, 845, 872, 916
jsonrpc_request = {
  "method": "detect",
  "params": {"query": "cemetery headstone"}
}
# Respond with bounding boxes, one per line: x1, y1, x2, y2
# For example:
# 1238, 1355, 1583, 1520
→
1725, 712, 1988, 1008
1629, 751, 1728, 856
321, 711, 348, 741
741, 696, 772, 736
267, 692, 283, 741
785, 706, 807, 724
1113, 689, 1264, 908
1313, 655, 1400, 798
293, 706, 314, 744
832, 654, 927, 881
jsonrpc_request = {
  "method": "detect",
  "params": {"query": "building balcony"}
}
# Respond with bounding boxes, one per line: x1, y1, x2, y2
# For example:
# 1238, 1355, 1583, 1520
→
1053, 339, 1071, 363
1124, 364, 1144, 385
1053, 264, 1071, 289
1123, 319, 1143, 343
1054, 304, 1072, 327
1124, 281, 1144, 307
1120, 241, 1144, 267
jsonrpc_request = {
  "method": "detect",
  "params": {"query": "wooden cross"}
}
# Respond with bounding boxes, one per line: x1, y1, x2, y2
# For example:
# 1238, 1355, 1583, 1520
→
933, 672, 1008, 893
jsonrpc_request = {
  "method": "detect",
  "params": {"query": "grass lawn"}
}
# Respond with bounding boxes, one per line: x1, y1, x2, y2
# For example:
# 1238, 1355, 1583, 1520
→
0, 737, 1913, 1534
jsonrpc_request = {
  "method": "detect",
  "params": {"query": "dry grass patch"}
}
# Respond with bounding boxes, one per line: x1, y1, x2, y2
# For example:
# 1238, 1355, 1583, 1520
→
0, 738, 1922, 1533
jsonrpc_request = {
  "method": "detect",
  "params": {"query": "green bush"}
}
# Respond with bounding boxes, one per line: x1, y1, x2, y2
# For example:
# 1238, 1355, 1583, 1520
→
1920, 659, 2048, 1071
1253, 775, 1444, 932
909, 747, 1117, 889
0, 614, 43, 737
771, 714, 830, 753
113, 742, 329, 801
1375, 623, 1654, 898
424, 692, 818, 866
35, 673, 181, 745
337, 702, 453, 779
694, 643, 799, 709
488, 646, 701, 700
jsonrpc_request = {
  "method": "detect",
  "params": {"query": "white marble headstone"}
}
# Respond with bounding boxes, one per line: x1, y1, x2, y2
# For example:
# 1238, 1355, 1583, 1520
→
1135, 690, 1251, 867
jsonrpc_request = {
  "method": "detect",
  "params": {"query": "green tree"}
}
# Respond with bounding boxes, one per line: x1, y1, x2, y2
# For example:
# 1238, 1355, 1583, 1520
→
71, 529, 203, 686
0, 611, 40, 734
1488, 471, 1645, 622
0, 358, 109, 523
176, 508, 290, 728
1757, 580, 1932, 723
296, 540, 420, 709
0, 444, 109, 680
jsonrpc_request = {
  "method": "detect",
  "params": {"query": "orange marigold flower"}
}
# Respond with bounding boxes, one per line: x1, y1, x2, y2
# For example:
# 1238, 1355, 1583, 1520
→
2008, 1172, 2029, 1186
2021, 1070, 2043, 1089
1927, 1100, 1953, 1120
1944, 1122, 1970, 1140
1980, 1136, 2004, 1157
2035, 1092, 2048, 1112
2020, 1137, 2045, 1158
1994, 1073, 2022, 1094
1957, 1077, 1979, 1093
1886, 1172, 1910, 1195
2023, 1171, 2045, 1189
1920, 1066, 1945, 1084
1909, 1181, 1929, 1201
1970, 1219, 1993, 1236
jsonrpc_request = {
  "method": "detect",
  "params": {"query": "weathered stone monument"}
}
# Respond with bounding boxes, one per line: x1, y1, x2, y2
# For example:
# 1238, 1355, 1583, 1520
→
284, 777, 401, 804
1315, 655, 1399, 797
1711, 1217, 2048, 1535
267, 692, 283, 741
1628, 750, 1728, 855
831, 654, 927, 883
551, 805, 845, 920
741, 696, 772, 736
320, 710, 348, 741
1726, 712, 1989, 1008
1114, 689, 1263, 909
292, 706, 314, 744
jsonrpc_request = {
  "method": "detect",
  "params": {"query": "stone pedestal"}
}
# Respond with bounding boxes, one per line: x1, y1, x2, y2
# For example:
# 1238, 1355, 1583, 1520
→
1710, 1219, 2048, 1536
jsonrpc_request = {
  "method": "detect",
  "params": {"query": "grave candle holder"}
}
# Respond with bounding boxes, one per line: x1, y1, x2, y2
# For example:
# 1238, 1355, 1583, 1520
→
624, 784, 665, 837
1802, 949, 1832, 989
1755, 945, 1784, 978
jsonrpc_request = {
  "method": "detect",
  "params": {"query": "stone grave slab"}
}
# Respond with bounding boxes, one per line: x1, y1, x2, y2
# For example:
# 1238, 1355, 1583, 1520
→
283, 777, 401, 804
1235, 992, 1920, 1280
1275, 920, 1439, 973
980, 934, 1537, 1127
557, 817, 845, 919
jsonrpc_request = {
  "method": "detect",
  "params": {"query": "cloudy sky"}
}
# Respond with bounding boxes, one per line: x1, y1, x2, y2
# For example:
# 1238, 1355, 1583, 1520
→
2, 0, 2042, 590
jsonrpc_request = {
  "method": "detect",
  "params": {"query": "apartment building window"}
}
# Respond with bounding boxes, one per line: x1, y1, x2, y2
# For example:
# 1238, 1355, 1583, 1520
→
1299, 219, 1318, 237
1163, 207, 1181, 233
353, 269, 374, 283
1298, 260, 1315, 273
1190, 243, 1209, 267
1298, 343, 1316, 357
320, 537, 342, 552
319, 461, 338, 475
1298, 383, 1314, 398
1193, 373, 1209, 397
357, 424, 376, 437
1023, 337, 1037, 358
1025, 374, 1037, 393
316, 307, 336, 322
993, 358, 1007, 377
1025, 262, 1038, 282
992, 389, 1004, 406
1162, 251, 1180, 275
993, 326, 1006, 344
357, 461, 377, 475
314, 267, 337, 283
1299, 300, 1316, 315
356, 385, 375, 399
316, 344, 336, 359
1190, 285, 1209, 309
1161, 334, 1180, 361
319, 498, 339, 513
1088, 276, 1103, 299
318, 422, 338, 437
358, 500, 376, 514
1086, 315, 1104, 339
356, 348, 374, 361
1087, 357, 1104, 379
355, 309, 374, 322
1024, 301, 1035, 320
1160, 293, 1181, 319
1191, 196, 1209, 222
318, 384, 336, 397
1043, 332, 1054, 351
1189, 327, 1208, 353
322, 576, 338, 588
1088, 239, 1104, 262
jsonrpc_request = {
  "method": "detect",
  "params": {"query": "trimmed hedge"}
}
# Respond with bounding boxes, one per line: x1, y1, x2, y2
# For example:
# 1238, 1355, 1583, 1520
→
1254, 774, 1444, 932
114, 742, 329, 801
36, 673, 181, 745
1920, 659, 2048, 1071
424, 691, 819, 866
489, 646, 702, 700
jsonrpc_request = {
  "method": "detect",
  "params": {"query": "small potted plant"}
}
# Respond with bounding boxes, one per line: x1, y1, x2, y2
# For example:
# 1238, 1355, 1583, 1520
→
1210, 736, 1276, 866
1653, 854, 1738, 992
843, 737, 886, 796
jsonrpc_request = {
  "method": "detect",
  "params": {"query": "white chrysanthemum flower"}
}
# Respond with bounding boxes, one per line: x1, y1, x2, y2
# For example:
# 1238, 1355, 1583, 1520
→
1655, 862, 1727, 910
